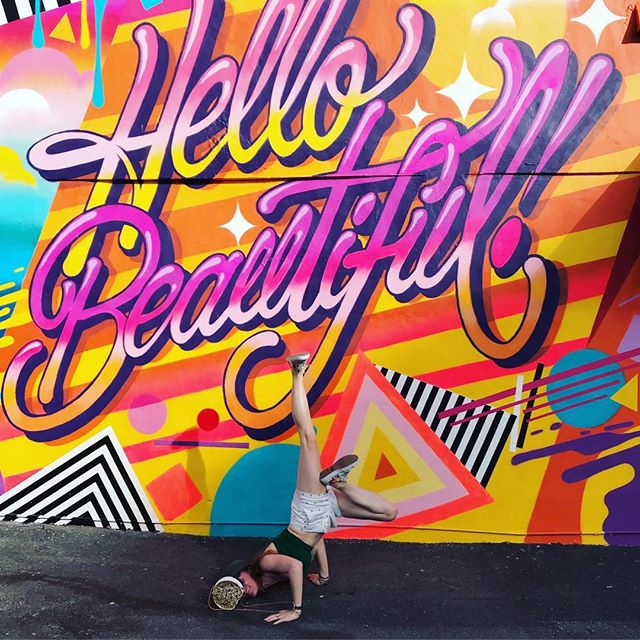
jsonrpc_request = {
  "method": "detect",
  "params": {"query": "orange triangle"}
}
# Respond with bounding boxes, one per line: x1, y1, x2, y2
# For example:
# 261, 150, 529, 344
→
375, 453, 396, 480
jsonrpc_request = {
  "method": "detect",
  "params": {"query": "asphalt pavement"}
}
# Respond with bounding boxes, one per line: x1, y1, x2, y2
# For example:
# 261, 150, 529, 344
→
1, 521, 640, 639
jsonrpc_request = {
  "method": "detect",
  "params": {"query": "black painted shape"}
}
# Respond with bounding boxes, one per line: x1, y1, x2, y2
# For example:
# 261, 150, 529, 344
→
517, 361, 545, 448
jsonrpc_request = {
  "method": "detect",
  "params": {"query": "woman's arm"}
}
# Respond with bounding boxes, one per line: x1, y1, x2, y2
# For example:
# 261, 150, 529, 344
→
308, 538, 329, 585
288, 559, 304, 608
259, 554, 304, 624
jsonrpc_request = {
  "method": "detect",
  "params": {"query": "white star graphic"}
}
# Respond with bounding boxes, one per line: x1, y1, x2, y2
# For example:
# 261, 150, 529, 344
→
221, 203, 254, 245
436, 57, 494, 121
404, 100, 432, 128
572, 0, 624, 44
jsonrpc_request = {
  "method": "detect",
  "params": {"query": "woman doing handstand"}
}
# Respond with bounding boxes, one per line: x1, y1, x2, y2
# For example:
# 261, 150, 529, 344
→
230, 352, 398, 624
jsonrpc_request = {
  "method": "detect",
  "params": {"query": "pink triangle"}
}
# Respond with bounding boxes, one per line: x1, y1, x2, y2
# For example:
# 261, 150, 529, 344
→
321, 355, 492, 538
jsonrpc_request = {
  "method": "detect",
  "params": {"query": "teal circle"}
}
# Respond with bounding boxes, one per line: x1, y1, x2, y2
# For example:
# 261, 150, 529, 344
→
210, 444, 298, 537
547, 349, 625, 428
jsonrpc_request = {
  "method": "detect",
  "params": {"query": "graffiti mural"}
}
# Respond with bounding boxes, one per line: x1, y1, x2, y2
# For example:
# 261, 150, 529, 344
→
0, 0, 639, 544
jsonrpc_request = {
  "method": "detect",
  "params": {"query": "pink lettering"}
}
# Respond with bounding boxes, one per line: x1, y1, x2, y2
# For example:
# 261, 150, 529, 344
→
3, 3, 621, 443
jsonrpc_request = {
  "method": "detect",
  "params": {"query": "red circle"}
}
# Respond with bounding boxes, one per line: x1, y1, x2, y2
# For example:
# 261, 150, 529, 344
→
197, 408, 220, 431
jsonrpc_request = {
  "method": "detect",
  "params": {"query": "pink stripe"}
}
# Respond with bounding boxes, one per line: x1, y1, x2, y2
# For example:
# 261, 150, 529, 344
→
123, 424, 245, 463
449, 363, 638, 426
529, 394, 608, 423
438, 346, 640, 419
521, 379, 619, 415
153, 439, 249, 448
416, 339, 585, 392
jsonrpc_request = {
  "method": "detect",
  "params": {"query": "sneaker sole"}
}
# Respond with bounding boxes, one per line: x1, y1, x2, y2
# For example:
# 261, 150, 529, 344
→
320, 454, 359, 484
287, 352, 310, 365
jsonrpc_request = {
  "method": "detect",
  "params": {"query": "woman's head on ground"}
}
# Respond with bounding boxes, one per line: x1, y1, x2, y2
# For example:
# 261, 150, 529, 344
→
237, 569, 260, 597
225, 557, 261, 597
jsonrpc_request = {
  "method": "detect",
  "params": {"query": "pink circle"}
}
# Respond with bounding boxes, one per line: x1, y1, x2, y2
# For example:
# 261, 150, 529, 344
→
128, 395, 168, 434
197, 408, 220, 431
490, 216, 526, 270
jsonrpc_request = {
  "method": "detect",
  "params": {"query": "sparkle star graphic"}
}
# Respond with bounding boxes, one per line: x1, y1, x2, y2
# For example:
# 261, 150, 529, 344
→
436, 57, 494, 122
403, 100, 432, 128
221, 203, 254, 245
572, 0, 624, 44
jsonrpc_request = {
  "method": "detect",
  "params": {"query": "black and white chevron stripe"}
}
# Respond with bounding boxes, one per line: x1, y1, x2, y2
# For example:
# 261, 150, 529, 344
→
377, 366, 515, 487
0, 427, 161, 531
0, 0, 80, 26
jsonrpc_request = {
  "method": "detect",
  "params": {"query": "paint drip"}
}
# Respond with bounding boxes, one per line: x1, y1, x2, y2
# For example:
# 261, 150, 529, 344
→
81, 0, 91, 49
32, 0, 45, 48
92, 0, 109, 108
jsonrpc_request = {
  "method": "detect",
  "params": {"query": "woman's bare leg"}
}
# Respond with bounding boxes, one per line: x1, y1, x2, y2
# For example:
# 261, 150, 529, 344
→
332, 481, 397, 522
290, 363, 325, 495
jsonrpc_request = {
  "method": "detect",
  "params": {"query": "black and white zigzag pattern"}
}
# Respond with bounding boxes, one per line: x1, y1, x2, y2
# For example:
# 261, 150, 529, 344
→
377, 366, 516, 487
0, 427, 161, 532
0, 0, 80, 26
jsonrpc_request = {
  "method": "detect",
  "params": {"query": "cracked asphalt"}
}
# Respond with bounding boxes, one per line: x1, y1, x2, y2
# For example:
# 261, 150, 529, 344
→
1, 522, 640, 638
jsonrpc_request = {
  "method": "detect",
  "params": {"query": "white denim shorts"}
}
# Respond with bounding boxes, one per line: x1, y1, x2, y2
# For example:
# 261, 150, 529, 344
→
289, 488, 341, 534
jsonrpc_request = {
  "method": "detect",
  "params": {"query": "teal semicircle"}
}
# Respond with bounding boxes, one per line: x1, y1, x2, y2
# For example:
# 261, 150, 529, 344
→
210, 444, 299, 537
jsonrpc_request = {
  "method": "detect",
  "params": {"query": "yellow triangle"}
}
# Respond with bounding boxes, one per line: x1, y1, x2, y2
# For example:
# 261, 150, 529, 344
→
49, 13, 76, 44
359, 427, 420, 493
350, 402, 445, 503
611, 375, 638, 411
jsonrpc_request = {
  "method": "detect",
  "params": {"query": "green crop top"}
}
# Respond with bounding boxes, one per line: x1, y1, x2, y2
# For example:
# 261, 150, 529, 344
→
271, 528, 313, 573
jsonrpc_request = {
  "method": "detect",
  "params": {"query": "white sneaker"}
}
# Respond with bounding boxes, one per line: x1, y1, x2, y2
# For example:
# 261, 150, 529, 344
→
320, 454, 359, 485
287, 352, 310, 375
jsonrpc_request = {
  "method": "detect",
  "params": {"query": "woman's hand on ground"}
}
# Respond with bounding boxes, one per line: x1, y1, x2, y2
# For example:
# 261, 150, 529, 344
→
264, 609, 300, 624
306, 573, 329, 586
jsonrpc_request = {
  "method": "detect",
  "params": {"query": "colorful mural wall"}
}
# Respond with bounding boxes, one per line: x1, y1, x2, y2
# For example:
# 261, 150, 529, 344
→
0, 0, 639, 545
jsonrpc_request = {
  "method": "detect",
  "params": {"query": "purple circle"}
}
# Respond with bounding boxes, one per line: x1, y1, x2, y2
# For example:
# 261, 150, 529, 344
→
128, 395, 168, 434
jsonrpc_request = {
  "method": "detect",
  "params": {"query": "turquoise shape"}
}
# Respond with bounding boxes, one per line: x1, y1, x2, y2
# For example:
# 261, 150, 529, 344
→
140, 0, 164, 8
32, 0, 45, 48
547, 349, 625, 428
91, 0, 109, 108
211, 445, 299, 538
0, 183, 55, 293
